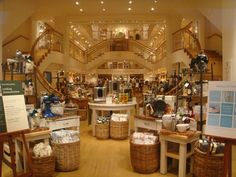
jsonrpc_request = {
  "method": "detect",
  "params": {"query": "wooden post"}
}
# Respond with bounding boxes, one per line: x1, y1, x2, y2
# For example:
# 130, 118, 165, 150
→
0, 130, 32, 177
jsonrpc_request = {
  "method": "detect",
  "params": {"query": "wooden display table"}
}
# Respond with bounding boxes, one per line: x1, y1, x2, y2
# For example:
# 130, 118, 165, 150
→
70, 98, 89, 120
15, 129, 51, 172
134, 115, 162, 132
45, 115, 80, 131
89, 101, 137, 136
159, 129, 201, 177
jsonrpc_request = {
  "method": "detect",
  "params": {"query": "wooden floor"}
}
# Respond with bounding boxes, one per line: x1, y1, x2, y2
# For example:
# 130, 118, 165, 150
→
2, 120, 236, 177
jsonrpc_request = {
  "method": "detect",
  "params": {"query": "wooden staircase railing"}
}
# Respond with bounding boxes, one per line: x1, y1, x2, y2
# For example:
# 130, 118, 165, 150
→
2, 35, 29, 47
165, 79, 183, 95
35, 67, 63, 97
30, 23, 64, 97
31, 25, 63, 66
84, 38, 167, 64
85, 40, 110, 63
173, 22, 201, 59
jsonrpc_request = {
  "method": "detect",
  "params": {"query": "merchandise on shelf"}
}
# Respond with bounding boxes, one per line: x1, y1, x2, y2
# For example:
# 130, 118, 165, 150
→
51, 130, 80, 144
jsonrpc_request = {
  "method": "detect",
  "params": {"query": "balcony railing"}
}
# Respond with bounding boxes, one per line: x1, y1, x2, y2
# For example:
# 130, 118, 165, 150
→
172, 22, 201, 58
31, 24, 63, 66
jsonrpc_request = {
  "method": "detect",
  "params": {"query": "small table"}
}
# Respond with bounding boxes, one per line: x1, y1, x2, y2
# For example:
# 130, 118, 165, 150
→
15, 129, 51, 172
159, 130, 201, 177
89, 101, 137, 136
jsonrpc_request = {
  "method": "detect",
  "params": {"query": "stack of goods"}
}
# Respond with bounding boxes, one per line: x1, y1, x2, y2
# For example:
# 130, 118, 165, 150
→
95, 116, 110, 139
193, 139, 224, 177
51, 130, 80, 172
31, 142, 55, 177
130, 132, 159, 173
110, 113, 129, 139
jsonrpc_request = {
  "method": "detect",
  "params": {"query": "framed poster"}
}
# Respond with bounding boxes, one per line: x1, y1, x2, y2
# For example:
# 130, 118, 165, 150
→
0, 81, 29, 133
205, 81, 236, 139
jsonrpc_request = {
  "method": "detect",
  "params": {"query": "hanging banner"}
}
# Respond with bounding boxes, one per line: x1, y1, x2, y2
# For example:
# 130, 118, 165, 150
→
205, 81, 236, 139
0, 81, 29, 133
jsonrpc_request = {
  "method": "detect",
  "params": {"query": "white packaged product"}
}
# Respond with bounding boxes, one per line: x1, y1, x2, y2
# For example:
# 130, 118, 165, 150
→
132, 132, 157, 145
51, 130, 80, 144
33, 142, 52, 157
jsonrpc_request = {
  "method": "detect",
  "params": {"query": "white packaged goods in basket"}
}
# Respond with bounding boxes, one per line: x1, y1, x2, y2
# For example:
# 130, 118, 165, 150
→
51, 130, 79, 144
111, 113, 128, 122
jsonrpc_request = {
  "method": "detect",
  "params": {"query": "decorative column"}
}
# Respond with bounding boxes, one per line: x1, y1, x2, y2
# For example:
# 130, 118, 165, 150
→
92, 24, 100, 40
142, 24, 149, 40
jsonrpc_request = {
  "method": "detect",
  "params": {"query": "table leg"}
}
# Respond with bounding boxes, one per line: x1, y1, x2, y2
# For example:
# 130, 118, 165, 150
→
92, 109, 98, 136
179, 143, 187, 177
190, 141, 195, 174
160, 139, 168, 174
127, 109, 131, 136
0, 141, 3, 177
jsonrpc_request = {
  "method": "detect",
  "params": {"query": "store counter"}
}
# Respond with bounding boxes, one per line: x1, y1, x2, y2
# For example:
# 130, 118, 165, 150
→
88, 101, 137, 136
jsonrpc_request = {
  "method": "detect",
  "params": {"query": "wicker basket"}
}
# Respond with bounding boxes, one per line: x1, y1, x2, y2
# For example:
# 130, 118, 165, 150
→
53, 141, 80, 172
130, 140, 160, 173
193, 147, 224, 177
110, 120, 129, 140
95, 123, 109, 139
31, 153, 55, 177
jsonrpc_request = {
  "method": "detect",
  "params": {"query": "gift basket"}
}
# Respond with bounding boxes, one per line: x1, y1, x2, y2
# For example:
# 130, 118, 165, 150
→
31, 143, 55, 177
193, 139, 224, 177
51, 130, 80, 171
130, 132, 159, 173
110, 113, 129, 139
95, 116, 110, 139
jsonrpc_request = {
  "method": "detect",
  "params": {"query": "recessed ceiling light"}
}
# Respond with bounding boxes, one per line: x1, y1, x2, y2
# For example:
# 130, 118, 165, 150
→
102, 8, 106, 11
128, 7, 132, 11
128, 1, 132, 4
80, 8, 83, 12
75, 1, 79, 5
151, 7, 155, 11
100, 1, 104, 4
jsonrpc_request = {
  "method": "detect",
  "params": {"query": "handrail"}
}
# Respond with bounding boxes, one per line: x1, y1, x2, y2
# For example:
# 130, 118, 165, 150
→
85, 40, 109, 55
207, 33, 222, 39
185, 29, 201, 50
172, 21, 193, 35
35, 67, 63, 97
69, 41, 86, 64
30, 23, 64, 97
2, 35, 29, 47
129, 39, 156, 53
165, 79, 183, 95
172, 24, 201, 57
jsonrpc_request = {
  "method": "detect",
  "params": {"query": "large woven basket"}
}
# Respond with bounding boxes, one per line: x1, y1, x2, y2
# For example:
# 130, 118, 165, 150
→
95, 123, 109, 139
193, 146, 224, 177
110, 120, 129, 139
130, 140, 160, 173
31, 153, 55, 177
53, 141, 80, 172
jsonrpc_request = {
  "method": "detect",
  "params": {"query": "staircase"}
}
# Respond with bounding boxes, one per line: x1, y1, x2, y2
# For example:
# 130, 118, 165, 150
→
31, 24, 64, 97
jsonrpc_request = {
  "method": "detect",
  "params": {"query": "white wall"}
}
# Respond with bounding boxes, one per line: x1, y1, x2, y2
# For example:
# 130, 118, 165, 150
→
222, 1, 236, 81
2, 0, 35, 40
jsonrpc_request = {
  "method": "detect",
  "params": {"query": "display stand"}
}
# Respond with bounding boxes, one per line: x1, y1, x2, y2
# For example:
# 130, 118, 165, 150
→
0, 129, 32, 177
204, 135, 236, 177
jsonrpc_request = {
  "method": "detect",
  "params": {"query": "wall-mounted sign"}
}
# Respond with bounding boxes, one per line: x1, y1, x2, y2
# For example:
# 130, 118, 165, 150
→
0, 81, 29, 133
205, 81, 236, 139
